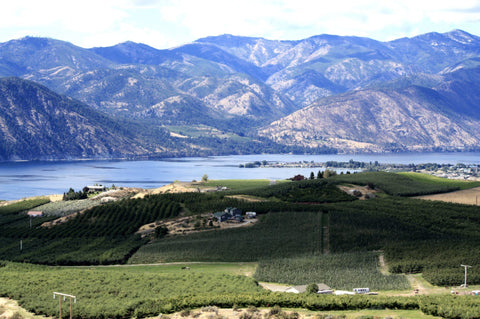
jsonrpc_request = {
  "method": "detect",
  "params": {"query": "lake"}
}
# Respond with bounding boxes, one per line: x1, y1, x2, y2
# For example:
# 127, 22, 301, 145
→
1, 153, 480, 201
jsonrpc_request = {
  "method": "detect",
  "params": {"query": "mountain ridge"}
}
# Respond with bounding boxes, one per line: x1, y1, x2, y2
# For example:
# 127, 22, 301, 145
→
1, 30, 480, 158
0, 77, 178, 160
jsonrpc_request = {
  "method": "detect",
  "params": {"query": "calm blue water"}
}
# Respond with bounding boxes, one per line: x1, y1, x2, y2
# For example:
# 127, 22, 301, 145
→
1, 153, 479, 201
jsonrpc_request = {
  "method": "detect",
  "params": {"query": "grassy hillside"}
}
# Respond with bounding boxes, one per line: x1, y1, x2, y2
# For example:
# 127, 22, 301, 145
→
399, 172, 480, 190
331, 171, 476, 196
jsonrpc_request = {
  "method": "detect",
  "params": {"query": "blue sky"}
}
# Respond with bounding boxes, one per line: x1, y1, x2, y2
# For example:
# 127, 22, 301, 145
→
1, 0, 480, 49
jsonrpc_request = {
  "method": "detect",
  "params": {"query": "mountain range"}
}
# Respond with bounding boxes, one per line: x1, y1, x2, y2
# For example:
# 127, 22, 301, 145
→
1, 29, 480, 160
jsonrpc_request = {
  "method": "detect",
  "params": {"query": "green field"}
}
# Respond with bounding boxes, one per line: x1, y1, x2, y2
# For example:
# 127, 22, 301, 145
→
33, 198, 103, 216
255, 252, 410, 290
0, 261, 263, 318
2, 172, 480, 318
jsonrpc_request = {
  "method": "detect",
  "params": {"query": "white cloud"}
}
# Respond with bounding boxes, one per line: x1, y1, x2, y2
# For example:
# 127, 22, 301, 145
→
1, 0, 480, 48
153, 0, 480, 43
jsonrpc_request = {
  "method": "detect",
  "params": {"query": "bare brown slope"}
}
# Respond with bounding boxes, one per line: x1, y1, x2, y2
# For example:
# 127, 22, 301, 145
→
259, 87, 480, 153
0, 77, 165, 160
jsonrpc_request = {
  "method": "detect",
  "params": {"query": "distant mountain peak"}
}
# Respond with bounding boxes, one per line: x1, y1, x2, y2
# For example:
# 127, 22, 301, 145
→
445, 29, 479, 44
1, 30, 480, 158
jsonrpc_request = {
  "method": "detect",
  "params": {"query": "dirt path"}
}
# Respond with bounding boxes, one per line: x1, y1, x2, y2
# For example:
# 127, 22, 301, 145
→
377, 252, 389, 275
377, 252, 433, 296
405, 274, 427, 295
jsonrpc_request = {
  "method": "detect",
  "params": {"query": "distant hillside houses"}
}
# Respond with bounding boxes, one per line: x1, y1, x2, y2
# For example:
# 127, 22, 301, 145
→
212, 207, 255, 222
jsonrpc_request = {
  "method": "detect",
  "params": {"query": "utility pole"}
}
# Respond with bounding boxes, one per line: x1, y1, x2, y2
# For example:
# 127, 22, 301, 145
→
53, 292, 76, 319
461, 264, 472, 288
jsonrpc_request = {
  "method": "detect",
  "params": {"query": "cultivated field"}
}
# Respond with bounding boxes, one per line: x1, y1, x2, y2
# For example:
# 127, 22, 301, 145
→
416, 186, 480, 205
3, 173, 480, 318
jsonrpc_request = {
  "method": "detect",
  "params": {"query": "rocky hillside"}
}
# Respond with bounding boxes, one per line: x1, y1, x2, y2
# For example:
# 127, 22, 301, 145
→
0, 37, 295, 126
0, 77, 175, 160
197, 30, 480, 107
259, 67, 480, 152
0, 30, 480, 156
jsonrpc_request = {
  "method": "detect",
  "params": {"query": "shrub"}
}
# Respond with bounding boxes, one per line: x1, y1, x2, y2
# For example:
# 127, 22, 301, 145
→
306, 283, 319, 294
269, 305, 282, 316
180, 309, 192, 317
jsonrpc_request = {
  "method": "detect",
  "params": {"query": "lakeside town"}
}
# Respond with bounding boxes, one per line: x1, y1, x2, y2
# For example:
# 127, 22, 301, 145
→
239, 160, 480, 181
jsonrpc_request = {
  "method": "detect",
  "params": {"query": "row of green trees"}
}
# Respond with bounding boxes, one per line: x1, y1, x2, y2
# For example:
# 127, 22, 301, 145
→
0, 261, 263, 318
331, 171, 462, 196
233, 179, 354, 203
62, 188, 87, 201
0, 194, 181, 265
254, 252, 409, 290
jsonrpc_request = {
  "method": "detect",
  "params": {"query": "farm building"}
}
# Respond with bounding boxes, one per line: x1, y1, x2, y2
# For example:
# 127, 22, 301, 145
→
291, 174, 305, 181
213, 208, 244, 222
84, 185, 107, 193
285, 283, 331, 294
213, 212, 231, 222
27, 211, 43, 217
225, 207, 242, 216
